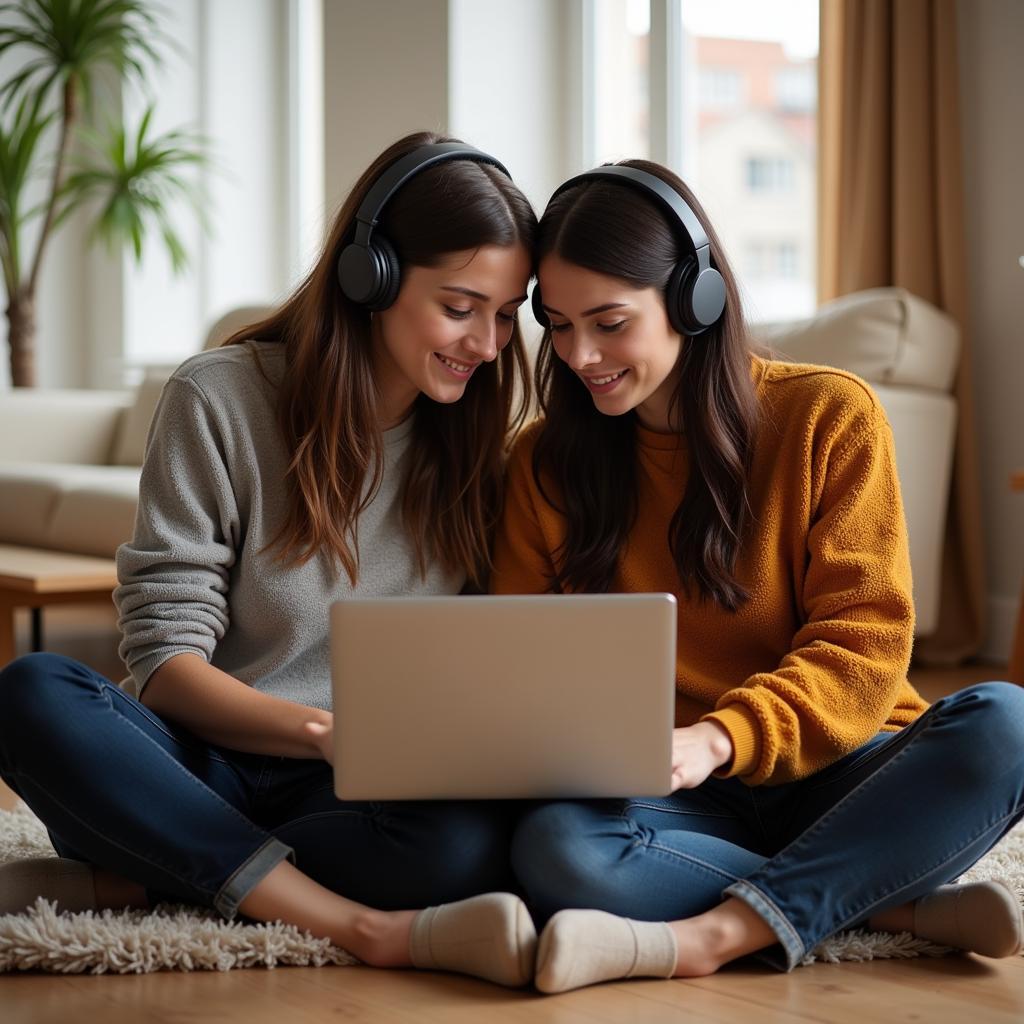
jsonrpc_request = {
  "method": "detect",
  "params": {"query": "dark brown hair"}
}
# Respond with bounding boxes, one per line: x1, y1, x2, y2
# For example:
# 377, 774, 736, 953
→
224, 131, 536, 588
533, 160, 757, 610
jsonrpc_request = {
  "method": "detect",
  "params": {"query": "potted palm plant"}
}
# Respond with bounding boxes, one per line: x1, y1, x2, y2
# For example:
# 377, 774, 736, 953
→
0, 0, 208, 387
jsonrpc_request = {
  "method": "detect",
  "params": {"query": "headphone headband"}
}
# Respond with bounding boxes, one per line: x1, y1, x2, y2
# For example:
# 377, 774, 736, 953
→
350, 143, 512, 248
533, 163, 726, 335
549, 165, 711, 255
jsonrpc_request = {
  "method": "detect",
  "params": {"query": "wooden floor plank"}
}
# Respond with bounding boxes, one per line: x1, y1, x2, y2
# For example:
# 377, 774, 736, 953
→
685, 955, 1024, 1024
5, 957, 1023, 1024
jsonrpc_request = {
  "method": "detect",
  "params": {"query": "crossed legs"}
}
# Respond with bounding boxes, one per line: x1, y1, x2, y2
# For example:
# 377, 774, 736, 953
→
0, 654, 535, 985
513, 683, 1024, 991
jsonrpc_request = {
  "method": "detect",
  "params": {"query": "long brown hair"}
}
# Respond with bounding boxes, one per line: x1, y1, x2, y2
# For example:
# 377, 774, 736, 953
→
533, 160, 758, 610
224, 131, 536, 588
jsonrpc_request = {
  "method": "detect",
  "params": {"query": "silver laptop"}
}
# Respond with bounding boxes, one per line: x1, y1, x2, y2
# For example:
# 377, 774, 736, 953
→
330, 593, 677, 800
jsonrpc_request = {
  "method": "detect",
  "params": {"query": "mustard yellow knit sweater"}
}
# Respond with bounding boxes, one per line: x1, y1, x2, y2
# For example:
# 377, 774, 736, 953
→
491, 359, 928, 786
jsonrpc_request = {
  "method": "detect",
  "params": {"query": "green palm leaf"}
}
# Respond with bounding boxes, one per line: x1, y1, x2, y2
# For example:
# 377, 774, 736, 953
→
0, 0, 167, 111
58, 104, 210, 272
0, 0, 206, 384
0, 91, 55, 292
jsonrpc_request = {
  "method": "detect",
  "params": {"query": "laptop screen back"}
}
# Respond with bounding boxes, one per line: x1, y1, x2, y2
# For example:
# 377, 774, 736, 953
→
331, 593, 676, 800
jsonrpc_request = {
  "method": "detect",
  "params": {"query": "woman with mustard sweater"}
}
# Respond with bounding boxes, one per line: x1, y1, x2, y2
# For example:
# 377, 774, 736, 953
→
491, 161, 1024, 993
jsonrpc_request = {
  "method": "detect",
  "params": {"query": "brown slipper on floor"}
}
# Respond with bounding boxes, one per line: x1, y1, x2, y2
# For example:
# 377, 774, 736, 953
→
0, 856, 97, 915
913, 879, 1023, 958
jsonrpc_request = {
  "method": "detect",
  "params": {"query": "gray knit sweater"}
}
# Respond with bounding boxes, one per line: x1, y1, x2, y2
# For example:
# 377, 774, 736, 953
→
114, 342, 464, 708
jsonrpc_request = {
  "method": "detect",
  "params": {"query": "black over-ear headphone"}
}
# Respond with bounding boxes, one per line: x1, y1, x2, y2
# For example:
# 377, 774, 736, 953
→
337, 142, 512, 311
531, 165, 726, 336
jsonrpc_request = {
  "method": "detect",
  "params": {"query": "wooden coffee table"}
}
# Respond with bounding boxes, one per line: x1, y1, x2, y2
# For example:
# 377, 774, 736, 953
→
0, 544, 118, 667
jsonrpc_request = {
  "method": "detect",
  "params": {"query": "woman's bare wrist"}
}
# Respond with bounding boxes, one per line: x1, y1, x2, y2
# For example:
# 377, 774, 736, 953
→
700, 720, 735, 769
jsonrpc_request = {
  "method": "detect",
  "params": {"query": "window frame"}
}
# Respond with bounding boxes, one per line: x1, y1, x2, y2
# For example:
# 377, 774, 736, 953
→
574, 0, 819, 322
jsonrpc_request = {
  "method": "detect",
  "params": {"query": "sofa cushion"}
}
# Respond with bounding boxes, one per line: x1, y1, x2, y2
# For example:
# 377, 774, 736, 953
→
47, 472, 141, 558
758, 287, 960, 392
107, 306, 273, 466
110, 369, 171, 467
0, 390, 132, 465
0, 466, 69, 546
0, 463, 140, 558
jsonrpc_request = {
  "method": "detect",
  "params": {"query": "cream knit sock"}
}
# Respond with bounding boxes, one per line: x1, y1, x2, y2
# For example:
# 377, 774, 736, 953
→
0, 857, 97, 915
535, 909, 678, 994
409, 892, 537, 988
913, 880, 1023, 958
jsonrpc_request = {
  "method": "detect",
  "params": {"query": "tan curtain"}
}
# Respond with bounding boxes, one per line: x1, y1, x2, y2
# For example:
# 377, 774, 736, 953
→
818, 0, 985, 663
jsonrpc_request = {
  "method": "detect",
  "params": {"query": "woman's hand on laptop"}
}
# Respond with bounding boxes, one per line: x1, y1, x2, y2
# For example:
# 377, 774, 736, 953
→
303, 716, 335, 765
670, 721, 734, 791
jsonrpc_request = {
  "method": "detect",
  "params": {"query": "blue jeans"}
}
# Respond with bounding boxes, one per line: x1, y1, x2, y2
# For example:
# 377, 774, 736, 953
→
0, 653, 518, 919
511, 682, 1024, 969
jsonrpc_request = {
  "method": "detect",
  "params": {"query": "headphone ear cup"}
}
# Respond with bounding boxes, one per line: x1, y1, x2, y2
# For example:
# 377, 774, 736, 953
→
666, 260, 726, 335
336, 235, 402, 310
665, 260, 693, 336
687, 267, 726, 333
531, 283, 549, 328
337, 242, 379, 306
366, 234, 402, 311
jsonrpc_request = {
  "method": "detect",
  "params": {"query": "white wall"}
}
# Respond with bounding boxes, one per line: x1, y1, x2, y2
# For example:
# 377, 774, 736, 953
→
322, 0, 449, 213
321, 0, 569, 229
449, 0, 570, 214
957, 0, 1024, 663
30, 207, 92, 390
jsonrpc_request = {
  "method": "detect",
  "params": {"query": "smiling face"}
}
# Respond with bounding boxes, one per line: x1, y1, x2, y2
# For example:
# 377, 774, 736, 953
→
537, 254, 685, 432
371, 244, 532, 427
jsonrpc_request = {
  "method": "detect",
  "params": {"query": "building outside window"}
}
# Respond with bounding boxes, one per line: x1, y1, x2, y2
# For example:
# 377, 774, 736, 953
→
776, 65, 816, 112
699, 67, 745, 110
746, 156, 796, 192
587, 0, 818, 321
746, 240, 800, 280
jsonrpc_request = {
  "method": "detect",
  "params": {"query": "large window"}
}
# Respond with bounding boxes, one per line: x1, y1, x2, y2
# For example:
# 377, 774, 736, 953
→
117, 0, 320, 377
587, 0, 819, 321
592, 0, 651, 163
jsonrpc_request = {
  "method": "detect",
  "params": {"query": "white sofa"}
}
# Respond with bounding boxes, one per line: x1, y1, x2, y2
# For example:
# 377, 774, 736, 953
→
0, 291, 959, 635
0, 387, 142, 558
0, 306, 271, 562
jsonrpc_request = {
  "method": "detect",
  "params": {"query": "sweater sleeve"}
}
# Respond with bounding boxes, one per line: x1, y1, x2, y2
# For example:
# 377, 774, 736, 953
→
703, 402, 915, 785
114, 375, 240, 694
490, 429, 557, 595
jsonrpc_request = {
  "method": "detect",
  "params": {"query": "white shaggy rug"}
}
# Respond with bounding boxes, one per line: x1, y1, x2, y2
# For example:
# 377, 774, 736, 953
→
0, 802, 357, 974
0, 801, 1021, 974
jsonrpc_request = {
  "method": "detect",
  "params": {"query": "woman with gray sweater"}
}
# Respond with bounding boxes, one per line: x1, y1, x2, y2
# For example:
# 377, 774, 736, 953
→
0, 132, 538, 987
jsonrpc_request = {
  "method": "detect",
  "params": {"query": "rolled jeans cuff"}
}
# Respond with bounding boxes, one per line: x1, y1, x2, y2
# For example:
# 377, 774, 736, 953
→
723, 879, 806, 971
214, 837, 295, 919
